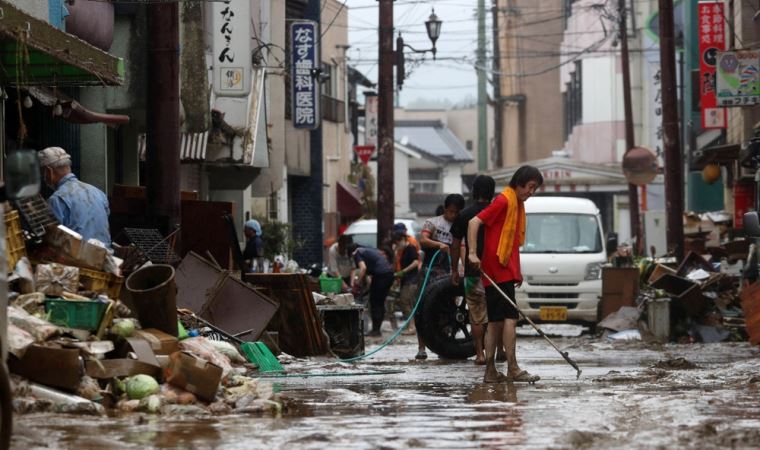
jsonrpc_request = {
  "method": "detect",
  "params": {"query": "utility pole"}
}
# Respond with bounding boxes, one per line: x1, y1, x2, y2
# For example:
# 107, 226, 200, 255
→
377, 0, 395, 247
477, 0, 488, 171
491, 1, 502, 169
619, 0, 641, 254
146, 2, 180, 235
658, 0, 685, 260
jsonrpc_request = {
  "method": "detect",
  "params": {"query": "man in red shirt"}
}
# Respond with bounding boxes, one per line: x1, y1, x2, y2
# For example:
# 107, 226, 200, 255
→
467, 165, 543, 383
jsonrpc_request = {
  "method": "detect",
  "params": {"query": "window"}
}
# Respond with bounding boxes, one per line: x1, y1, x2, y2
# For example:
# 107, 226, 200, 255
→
563, 61, 583, 140
409, 169, 442, 194
466, 140, 473, 151
523, 213, 602, 253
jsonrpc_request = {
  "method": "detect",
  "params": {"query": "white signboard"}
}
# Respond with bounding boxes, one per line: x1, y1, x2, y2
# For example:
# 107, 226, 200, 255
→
364, 94, 378, 147
213, 0, 251, 97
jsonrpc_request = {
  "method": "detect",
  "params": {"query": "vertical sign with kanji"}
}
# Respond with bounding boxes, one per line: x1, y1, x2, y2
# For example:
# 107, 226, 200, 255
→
291, 20, 321, 130
364, 94, 378, 148
698, 1, 726, 129
212, 0, 251, 97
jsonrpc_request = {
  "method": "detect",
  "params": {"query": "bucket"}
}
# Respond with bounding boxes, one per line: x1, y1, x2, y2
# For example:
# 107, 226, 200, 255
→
126, 264, 178, 336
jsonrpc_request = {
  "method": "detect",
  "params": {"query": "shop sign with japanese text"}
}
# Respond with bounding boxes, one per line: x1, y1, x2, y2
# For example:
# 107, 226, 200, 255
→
291, 20, 320, 130
699, 1, 726, 129
212, 0, 251, 97
716, 49, 760, 106
364, 94, 378, 148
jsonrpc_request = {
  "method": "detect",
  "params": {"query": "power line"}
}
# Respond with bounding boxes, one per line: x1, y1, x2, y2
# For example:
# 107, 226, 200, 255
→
321, 0, 348, 39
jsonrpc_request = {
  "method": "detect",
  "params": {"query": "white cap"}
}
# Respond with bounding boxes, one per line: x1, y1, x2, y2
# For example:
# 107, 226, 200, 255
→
38, 146, 71, 167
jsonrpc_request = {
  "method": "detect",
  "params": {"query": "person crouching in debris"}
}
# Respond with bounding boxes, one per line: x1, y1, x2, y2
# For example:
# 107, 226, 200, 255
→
243, 220, 265, 272
392, 231, 427, 359
38, 146, 112, 247
467, 165, 543, 383
420, 193, 466, 276
327, 234, 355, 291
349, 243, 395, 337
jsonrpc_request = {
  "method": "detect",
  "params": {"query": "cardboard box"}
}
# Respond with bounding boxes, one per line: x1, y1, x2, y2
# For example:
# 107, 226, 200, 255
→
164, 351, 223, 402
45, 225, 83, 258
8, 344, 82, 391
78, 239, 108, 270
133, 328, 180, 355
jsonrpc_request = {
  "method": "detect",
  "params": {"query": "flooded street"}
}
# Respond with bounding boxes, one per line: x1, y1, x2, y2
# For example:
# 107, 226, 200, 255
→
12, 333, 760, 449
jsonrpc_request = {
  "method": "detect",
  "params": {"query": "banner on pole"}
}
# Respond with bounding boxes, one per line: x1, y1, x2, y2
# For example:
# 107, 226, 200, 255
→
698, 1, 726, 129
364, 94, 378, 147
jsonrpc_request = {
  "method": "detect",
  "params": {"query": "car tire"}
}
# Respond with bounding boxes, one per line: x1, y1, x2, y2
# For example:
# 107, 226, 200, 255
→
416, 275, 475, 360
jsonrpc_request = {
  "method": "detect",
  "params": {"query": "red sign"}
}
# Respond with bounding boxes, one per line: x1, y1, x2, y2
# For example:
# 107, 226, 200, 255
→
699, 1, 726, 129
734, 181, 755, 229
354, 145, 375, 165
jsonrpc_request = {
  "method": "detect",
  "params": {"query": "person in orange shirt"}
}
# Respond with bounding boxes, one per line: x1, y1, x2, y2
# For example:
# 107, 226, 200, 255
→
468, 166, 543, 384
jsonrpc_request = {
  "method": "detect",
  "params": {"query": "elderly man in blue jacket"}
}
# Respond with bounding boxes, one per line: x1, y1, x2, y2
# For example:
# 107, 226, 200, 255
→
38, 146, 112, 247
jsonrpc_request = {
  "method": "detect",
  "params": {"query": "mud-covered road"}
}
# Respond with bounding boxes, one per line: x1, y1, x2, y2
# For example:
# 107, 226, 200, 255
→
12, 334, 760, 449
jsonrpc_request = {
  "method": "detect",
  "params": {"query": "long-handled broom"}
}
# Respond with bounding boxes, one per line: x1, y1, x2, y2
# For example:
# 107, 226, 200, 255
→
481, 272, 582, 379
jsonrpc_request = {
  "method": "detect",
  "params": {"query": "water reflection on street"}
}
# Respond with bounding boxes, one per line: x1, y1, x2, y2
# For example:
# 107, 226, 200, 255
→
12, 336, 760, 449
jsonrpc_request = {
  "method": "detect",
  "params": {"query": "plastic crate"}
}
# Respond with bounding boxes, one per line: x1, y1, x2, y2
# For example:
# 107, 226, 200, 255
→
45, 299, 108, 331
4, 210, 26, 272
79, 267, 124, 299
319, 275, 343, 294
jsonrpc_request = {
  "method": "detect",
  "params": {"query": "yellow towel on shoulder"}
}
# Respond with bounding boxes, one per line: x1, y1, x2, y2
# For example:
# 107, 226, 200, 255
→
496, 187, 526, 266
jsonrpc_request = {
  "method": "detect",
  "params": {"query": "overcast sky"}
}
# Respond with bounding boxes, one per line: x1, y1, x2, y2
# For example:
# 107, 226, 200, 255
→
345, 0, 492, 108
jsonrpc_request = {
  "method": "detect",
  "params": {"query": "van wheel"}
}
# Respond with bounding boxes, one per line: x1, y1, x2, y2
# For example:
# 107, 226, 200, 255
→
416, 275, 475, 360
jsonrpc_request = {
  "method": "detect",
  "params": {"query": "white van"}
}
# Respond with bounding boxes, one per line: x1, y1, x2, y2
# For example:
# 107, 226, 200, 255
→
516, 197, 607, 324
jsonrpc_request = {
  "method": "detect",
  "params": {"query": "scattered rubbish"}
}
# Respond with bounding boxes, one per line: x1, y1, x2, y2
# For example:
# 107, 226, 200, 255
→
179, 337, 233, 377
245, 273, 328, 357
27, 383, 105, 416
134, 328, 180, 355
124, 374, 160, 400
164, 351, 224, 402
652, 357, 699, 370
598, 306, 641, 332
126, 264, 179, 336
690, 324, 731, 343
9, 343, 83, 391
607, 329, 642, 341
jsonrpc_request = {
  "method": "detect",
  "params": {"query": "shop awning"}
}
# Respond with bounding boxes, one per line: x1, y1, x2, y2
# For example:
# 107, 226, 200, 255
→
0, 1, 124, 86
26, 86, 129, 126
337, 180, 363, 219
138, 132, 208, 162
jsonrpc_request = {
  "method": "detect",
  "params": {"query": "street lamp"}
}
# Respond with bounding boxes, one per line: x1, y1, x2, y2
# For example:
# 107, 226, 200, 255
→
396, 9, 443, 89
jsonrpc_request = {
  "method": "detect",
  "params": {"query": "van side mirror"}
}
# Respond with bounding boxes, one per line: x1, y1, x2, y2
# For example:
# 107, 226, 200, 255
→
744, 211, 760, 237
3, 149, 41, 200
606, 232, 618, 255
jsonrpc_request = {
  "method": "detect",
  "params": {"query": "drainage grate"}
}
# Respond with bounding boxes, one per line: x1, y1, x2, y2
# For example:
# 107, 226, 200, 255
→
12, 194, 59, 241
123, 227, 181, 265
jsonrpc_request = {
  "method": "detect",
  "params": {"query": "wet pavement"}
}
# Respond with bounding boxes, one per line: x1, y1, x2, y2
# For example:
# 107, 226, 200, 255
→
11, 331, 760, 449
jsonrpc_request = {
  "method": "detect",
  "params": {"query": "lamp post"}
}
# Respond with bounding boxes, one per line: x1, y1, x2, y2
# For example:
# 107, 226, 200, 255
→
395, 10, 442, 89
377, 6, 442, 247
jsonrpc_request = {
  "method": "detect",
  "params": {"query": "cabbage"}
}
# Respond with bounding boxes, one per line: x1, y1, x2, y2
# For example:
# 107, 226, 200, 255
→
125, 375, 159, 400
111, 319, 136, 338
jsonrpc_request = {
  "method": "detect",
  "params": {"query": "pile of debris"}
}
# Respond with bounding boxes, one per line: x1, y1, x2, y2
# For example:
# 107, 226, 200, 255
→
3, 205, 287, 417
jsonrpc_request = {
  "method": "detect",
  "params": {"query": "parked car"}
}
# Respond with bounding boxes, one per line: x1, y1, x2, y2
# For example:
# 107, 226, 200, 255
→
343, 219, 421, 248
516, 196, 608, 325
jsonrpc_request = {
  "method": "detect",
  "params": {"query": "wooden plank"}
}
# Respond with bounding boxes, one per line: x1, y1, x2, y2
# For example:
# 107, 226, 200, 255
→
244, 273, 328, 357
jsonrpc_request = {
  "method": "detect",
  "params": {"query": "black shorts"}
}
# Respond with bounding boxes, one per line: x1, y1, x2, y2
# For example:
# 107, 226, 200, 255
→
485, 281, 519, 321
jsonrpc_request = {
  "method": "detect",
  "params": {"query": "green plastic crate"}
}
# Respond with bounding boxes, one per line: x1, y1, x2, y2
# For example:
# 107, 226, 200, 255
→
45, 299, 108, 331
319, 274, 343, 294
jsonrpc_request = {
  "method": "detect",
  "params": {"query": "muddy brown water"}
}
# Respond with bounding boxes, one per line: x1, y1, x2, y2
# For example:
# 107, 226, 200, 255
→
12, 335, 760, 449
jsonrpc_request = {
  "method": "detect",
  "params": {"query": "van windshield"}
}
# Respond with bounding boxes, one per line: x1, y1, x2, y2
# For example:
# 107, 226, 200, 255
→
522, 213, 602, 253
